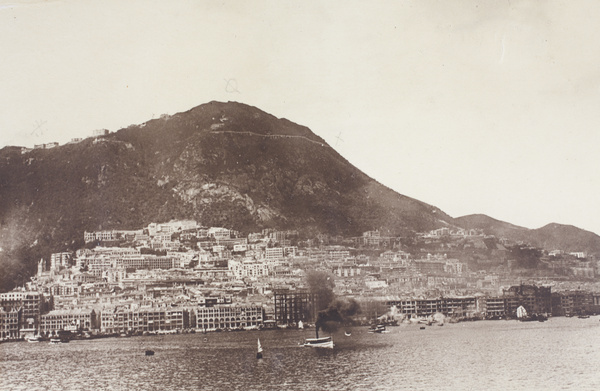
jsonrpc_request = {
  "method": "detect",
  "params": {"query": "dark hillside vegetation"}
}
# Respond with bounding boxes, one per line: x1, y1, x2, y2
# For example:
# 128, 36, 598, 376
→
0, 101, 452, 291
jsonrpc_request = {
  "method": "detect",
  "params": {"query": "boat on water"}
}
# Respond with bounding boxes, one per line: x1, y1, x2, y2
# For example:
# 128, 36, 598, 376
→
256, 338, 263, 359
145, 350, 155, 356
298, 321, 304, 330
517, 306, 547, 322
367, 324, 389, 334
27, 336, 42, 343
303, 336, 334, 349
49, 338, 62, 344
344, 331, 351, 337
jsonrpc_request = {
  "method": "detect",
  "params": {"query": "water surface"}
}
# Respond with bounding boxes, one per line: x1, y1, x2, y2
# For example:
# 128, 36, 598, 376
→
1, 316, 599, 390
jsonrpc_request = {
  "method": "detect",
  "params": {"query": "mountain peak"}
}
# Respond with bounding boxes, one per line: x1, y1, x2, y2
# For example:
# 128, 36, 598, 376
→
0, 101, 456, 290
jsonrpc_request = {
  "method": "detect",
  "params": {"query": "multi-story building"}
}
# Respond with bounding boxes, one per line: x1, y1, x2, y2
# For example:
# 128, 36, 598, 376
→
552, 291, 593, 316
0, 307, 21, 340
191, 305, 263, 331
0, 291, 43, 334
333, 264, 362, 277
265, 247, 284, 261
84, 230, 119, 243
273, 288, 317, 326
40, 309, 98, 334
484, 297, 507, 318
78, 254, 174, 277
439, 296, 477, 317
228, 259, 270, 279
209, 227, 231, 240
503, 284, 552, 316
50, 252, 72, 270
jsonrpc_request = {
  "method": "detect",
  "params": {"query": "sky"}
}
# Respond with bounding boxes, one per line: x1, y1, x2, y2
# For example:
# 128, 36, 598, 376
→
1, 0, 599, 235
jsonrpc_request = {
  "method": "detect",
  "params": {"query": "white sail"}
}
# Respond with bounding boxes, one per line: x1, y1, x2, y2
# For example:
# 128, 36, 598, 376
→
516, 306, 527, 319
298, 321, 303, 329
257, 338, 263, 353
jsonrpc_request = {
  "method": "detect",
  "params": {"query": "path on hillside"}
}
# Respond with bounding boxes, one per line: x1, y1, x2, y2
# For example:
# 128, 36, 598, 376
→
211, 130, 327, 147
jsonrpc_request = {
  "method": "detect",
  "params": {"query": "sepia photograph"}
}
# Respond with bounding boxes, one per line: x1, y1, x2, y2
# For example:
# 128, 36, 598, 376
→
1, 1, 599, 390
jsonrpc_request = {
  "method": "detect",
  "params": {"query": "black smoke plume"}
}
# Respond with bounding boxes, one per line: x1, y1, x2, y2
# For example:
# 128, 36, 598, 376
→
306, 270, 335, 312
315, 297, 361, 337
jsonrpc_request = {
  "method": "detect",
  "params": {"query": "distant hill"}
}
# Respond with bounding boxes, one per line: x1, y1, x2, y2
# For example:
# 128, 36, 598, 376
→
454, 214, 529, 238
527, 223, 600, 255
456, 214, 600, 255
0, 101, 453, 291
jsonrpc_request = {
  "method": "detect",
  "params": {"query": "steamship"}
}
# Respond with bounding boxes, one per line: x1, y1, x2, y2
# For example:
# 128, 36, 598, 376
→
303, 336, 334, 349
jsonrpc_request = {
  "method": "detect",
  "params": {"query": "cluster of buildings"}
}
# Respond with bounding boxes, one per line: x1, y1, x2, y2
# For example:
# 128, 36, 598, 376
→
19, 129, 111, 154
1, 220, 599, 342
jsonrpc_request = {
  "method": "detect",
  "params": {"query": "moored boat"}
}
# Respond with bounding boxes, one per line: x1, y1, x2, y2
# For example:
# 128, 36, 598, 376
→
27, 336, 42, 343
367, 324, 389, 333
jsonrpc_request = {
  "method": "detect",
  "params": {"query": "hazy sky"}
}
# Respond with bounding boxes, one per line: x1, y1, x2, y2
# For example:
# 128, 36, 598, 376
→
1, 0, 599, 235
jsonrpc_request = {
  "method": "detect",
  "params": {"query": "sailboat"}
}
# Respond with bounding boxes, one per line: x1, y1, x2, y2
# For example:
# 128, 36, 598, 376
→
298, 320, 304, 330
516, 305, 534, 321
256, 338, 263, 359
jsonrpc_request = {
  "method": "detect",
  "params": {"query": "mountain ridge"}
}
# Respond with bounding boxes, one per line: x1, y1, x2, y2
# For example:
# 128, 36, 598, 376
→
0, 101, 453, 290
456, 214, 600, 255
1, 101, 597, 291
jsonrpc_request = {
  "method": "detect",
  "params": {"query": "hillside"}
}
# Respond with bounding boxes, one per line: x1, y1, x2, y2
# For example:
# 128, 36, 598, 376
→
454, 214, 529, 238
0, 101, 453, 291
528, 223, 600, 255
456, 214, 600, 255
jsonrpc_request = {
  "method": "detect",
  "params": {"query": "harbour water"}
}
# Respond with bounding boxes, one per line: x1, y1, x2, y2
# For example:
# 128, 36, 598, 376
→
1, 316, 599, 390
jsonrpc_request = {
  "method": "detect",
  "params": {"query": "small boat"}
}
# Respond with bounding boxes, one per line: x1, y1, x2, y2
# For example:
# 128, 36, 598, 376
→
303, 336, 334, 349
577, 315, 590, 319
145, 350, 155, 356
27, 336, 42, 343
368, 324, 389, 334
344, 331, 352, 337
420, 326, 426, 330
298, 321, 304, 330
49, 338, 61, 344
256, 338, 263, 359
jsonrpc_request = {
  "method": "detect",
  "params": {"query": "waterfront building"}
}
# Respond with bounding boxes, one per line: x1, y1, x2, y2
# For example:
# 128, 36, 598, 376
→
40, 309, 98, 334
503, 284, 552, 316
0, 307, 21, 340
0, 291, 43, 333
101, 307, 185, 334
440, 296, 477, 317
484, 297, 507, 318
273, 288, 317, 326
191, 304, 264, 330
552, 291, 593, 316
